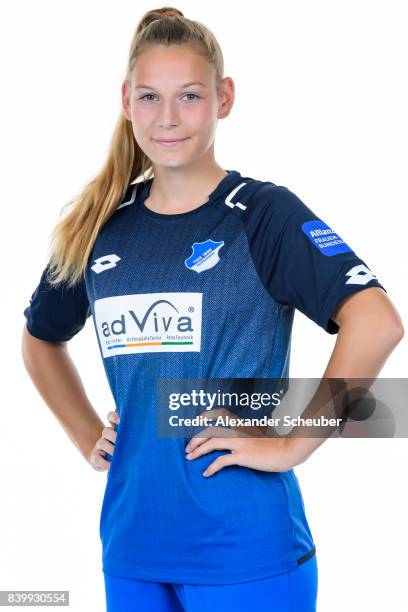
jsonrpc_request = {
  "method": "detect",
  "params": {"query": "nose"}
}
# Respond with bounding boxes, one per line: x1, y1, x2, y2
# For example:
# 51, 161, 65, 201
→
158, 99, 179, 129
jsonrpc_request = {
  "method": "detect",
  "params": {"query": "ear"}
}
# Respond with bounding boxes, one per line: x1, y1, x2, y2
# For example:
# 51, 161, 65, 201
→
121, 79, 132, 121
217, 76, 235, 120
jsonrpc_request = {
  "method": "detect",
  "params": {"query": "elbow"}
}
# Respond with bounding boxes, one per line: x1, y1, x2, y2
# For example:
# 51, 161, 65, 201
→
376, 294, 405, 347
389, 319, 405, 346
382, 304, 405, 346
373, 315, 404, 351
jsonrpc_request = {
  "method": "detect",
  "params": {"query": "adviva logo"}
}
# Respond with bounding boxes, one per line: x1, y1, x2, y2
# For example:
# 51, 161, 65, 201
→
94, 292, 202, 358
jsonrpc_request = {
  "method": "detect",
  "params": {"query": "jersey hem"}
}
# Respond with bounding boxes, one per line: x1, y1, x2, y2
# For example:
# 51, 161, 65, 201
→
101, 556, 301, 585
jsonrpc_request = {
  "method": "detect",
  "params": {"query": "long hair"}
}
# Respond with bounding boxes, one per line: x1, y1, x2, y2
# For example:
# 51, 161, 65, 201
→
46, 6, 225, 287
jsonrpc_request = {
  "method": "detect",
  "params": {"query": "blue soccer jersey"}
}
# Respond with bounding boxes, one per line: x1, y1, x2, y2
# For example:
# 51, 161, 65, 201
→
24, 170, 386, 584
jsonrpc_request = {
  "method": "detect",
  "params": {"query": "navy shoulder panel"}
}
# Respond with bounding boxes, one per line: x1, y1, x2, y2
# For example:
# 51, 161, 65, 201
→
238, 182, 386, 334
213, 177, 271, 219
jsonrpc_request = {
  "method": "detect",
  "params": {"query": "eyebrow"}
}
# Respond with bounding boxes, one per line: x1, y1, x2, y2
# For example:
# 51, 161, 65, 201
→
135, 81, 207, 90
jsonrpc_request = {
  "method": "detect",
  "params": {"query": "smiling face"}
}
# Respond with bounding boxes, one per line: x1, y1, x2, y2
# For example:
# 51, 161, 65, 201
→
121, 44, 234, 169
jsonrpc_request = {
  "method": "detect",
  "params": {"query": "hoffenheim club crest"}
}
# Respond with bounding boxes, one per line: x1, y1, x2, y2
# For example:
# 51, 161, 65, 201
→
184, 239, 225, 273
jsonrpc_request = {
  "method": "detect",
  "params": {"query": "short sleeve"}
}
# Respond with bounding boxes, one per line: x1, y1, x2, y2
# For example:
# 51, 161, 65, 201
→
23, 264, 92, 341
242, 184, 387, 334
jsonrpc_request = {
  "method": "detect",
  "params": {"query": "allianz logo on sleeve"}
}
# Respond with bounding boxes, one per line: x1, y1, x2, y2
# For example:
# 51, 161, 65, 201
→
94, 292, 202, 358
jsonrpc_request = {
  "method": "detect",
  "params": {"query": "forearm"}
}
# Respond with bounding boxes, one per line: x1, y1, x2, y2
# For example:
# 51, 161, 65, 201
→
21, 325, 105, 462
283, 318, 404, 469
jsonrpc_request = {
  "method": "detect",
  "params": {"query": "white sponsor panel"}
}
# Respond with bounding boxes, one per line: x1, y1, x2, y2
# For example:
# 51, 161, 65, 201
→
94, 292, 202, 357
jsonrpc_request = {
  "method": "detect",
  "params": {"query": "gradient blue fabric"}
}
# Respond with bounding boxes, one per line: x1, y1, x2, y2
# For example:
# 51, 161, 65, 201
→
24, 170, 385, 584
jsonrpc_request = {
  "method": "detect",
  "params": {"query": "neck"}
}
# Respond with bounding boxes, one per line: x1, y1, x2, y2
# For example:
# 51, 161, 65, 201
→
144, 163, 228, 215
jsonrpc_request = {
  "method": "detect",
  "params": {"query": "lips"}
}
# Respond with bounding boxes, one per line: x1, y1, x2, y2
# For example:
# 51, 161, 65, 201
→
153, 137, 189, 148
153, 138, 187, 144
154, 138, 187, 143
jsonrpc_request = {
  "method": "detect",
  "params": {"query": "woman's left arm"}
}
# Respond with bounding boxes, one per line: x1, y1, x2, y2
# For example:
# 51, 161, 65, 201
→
322, 287, 403, 378
283, 286, 404, 470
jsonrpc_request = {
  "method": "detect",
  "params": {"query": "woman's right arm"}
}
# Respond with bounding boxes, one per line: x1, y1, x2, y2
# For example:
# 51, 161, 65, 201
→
21, 323, 118, 470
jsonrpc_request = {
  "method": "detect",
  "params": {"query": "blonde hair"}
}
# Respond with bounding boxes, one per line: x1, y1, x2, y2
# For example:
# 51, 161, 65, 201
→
46, 6, 225, 287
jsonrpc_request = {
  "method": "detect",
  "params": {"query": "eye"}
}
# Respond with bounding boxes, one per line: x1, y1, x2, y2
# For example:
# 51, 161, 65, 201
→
139, 93, 157, 101
183, 93, 200, 101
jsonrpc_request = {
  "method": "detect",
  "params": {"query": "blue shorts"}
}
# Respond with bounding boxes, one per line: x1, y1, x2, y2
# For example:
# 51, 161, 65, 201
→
103, 554, 318, 611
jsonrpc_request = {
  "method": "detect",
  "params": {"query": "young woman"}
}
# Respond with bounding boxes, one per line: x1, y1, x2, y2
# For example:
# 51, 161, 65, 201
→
22, 7, 404, 612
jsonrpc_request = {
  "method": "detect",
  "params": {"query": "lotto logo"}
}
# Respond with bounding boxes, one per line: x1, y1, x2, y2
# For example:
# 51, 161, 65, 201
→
91, 254, 121, 273
345, 264, 377, 285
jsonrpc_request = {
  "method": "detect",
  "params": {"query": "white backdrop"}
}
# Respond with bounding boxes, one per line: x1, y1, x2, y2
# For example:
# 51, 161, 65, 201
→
1, 1, 407, 610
